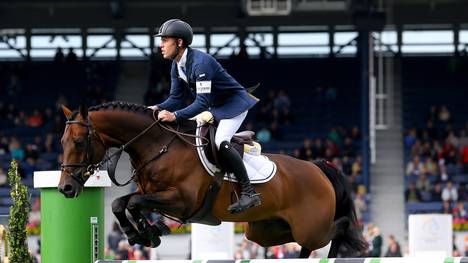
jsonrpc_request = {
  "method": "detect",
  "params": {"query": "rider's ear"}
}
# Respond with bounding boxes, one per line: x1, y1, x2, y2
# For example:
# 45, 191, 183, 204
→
61, 105, 73, 120
79, 104, 88, 119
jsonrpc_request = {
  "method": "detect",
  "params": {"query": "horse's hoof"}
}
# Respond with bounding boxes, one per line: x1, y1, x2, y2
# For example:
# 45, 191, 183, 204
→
128, 234, 151, 247
137, 227, 161, 248
123, 226, 151, 247
143, 226, 164, 247
154, 220, 171, 236
149, 236, 161, 248
135, 221, 164, 248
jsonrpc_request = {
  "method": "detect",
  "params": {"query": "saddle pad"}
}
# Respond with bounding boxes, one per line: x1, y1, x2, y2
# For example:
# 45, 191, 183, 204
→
195, 127, 277, 184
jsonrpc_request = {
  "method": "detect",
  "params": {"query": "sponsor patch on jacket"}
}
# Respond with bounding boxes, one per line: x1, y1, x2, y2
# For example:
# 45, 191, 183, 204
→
196, 81, 211, 94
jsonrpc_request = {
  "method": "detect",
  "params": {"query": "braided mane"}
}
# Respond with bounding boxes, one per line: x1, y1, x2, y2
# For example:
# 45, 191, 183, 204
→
87, 101, 196, 129
88, 101, 154, 118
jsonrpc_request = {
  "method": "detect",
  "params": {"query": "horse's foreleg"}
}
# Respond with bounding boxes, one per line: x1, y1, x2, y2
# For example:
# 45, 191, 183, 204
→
126, 207, 168, 248
127, 189, 184, 213
126, 190, 182, 247
111, 193, 151, 247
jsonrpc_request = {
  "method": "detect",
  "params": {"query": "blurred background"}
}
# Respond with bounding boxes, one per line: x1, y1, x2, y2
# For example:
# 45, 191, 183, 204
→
0, 0, 467, 260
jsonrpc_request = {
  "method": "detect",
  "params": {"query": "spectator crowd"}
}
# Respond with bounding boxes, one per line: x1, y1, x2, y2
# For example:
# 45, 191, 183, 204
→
404, 105, 468, 229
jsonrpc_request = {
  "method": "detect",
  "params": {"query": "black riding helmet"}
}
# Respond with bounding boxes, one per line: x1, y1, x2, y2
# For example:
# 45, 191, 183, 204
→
156, 19, 193, 46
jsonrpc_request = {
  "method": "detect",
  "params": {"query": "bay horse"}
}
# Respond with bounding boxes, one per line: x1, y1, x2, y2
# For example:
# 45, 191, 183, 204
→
58, 102, 367, 258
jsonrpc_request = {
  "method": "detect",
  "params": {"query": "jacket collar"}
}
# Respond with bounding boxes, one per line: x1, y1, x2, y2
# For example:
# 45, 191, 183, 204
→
185, 47, 194, 81
174, 48, 194, 83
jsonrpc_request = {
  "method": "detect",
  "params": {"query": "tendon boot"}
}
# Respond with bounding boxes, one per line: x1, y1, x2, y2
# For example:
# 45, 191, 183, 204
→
218, 141, 261, 214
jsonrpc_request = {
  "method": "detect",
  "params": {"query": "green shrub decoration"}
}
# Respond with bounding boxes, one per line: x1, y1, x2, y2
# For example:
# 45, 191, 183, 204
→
7, 160, 32, 263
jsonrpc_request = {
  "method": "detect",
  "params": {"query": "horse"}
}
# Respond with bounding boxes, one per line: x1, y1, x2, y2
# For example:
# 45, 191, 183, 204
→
58, 101, 367, 258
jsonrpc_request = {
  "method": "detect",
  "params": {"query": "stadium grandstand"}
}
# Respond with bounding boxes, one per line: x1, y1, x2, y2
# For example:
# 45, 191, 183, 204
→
0, 0, 467, 260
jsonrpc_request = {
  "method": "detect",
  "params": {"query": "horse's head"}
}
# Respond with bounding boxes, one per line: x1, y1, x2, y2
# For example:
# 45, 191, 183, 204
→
58, 105, 106, 198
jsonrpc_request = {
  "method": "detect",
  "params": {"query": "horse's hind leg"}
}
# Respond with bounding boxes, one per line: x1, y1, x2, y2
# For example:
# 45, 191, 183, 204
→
245, 218, 295, 247
283, 204, 336, 257
111, 193, 151, 247
299, 247, 312, 258
247, 219, 313, 258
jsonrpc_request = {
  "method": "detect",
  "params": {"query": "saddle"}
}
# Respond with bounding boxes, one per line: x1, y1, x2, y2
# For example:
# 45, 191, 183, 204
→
200, 124, 256, 167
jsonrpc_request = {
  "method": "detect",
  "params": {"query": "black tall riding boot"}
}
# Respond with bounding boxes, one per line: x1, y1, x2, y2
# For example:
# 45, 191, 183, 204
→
219, 141, 261, 214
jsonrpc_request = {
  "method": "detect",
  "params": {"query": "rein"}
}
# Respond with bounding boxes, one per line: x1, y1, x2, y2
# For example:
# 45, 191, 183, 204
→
131, 111, 209, 179
61, 110, 209, 187
152, 110, 209, 148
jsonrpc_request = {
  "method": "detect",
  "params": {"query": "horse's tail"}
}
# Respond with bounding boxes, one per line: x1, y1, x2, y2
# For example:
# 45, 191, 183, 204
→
314, 159, 368, 256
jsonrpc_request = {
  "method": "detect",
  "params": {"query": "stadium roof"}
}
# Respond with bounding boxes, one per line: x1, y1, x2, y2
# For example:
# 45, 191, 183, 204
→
1, 0, 468, 30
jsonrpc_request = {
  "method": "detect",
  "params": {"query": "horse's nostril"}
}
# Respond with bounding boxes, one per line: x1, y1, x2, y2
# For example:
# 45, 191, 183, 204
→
64, 184, 73, 193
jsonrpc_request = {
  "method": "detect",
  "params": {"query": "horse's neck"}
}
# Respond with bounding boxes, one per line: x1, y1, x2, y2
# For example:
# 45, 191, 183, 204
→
91, 111, 161, 150
91, 111, 197, 171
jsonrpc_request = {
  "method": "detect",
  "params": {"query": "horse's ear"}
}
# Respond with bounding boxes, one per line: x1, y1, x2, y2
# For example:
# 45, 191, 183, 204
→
79, 104, 88, 119
61, 105, 72, 120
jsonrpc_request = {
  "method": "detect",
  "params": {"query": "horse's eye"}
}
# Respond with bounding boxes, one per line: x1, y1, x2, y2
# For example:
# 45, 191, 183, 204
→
73, 139, 85, 148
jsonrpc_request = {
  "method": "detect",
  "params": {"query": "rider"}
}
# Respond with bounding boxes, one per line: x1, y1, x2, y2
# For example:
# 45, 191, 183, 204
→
149, 19, 261, 214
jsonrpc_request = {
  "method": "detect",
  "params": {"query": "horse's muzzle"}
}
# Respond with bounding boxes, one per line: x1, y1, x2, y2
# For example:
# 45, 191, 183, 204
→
58, 180, 82, 198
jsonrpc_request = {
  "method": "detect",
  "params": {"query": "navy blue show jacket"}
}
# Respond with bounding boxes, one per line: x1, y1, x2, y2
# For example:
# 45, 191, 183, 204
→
157, 48, 258, 122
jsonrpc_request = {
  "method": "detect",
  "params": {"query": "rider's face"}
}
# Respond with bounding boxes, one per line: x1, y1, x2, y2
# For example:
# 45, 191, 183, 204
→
160, 37, 178, 59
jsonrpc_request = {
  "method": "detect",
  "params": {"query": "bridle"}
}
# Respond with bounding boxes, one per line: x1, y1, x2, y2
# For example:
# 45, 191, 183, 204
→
60, 117, 104, 186
61, 110, 209, 187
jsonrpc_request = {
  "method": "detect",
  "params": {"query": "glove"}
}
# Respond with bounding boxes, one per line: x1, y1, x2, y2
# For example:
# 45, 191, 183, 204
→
195, 111, 214, 125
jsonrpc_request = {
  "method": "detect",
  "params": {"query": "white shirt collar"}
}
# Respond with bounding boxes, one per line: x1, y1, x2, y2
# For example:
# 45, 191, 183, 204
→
176, 48, 188, 82
177, 48, 188, 69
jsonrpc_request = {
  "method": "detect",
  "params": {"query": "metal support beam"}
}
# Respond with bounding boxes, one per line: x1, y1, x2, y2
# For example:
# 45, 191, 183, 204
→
25, 28, 31, 61
454, 23, 460, 57
358, 30, 372, 191
81, 28, 88, 60
273, 25, 278, 59
238, 26, 246, 48
88, 36, 114, 58
329, 25, 335, 58
396, 25, 402, 57
211, 34, 237, 57
115, 29, 122, 61
122, 35, 149, 57
205, 27, 211, 54
335, 36, 357, 55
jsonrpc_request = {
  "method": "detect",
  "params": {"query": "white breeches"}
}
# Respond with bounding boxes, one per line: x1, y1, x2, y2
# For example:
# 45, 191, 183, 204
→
215, 111, 248, 149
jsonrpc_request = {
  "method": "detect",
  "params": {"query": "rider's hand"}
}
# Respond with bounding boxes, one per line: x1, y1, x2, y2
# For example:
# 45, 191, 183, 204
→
158, 110, 176, 122
148, 105, 159, 111
195, 111, 214, 125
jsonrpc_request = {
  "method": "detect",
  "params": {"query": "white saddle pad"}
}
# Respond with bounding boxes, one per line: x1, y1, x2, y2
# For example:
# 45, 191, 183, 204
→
195, 127, 277, 184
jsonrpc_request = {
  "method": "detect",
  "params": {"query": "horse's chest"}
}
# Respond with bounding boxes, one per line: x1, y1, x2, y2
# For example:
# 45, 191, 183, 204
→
138, 178, 166, 193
